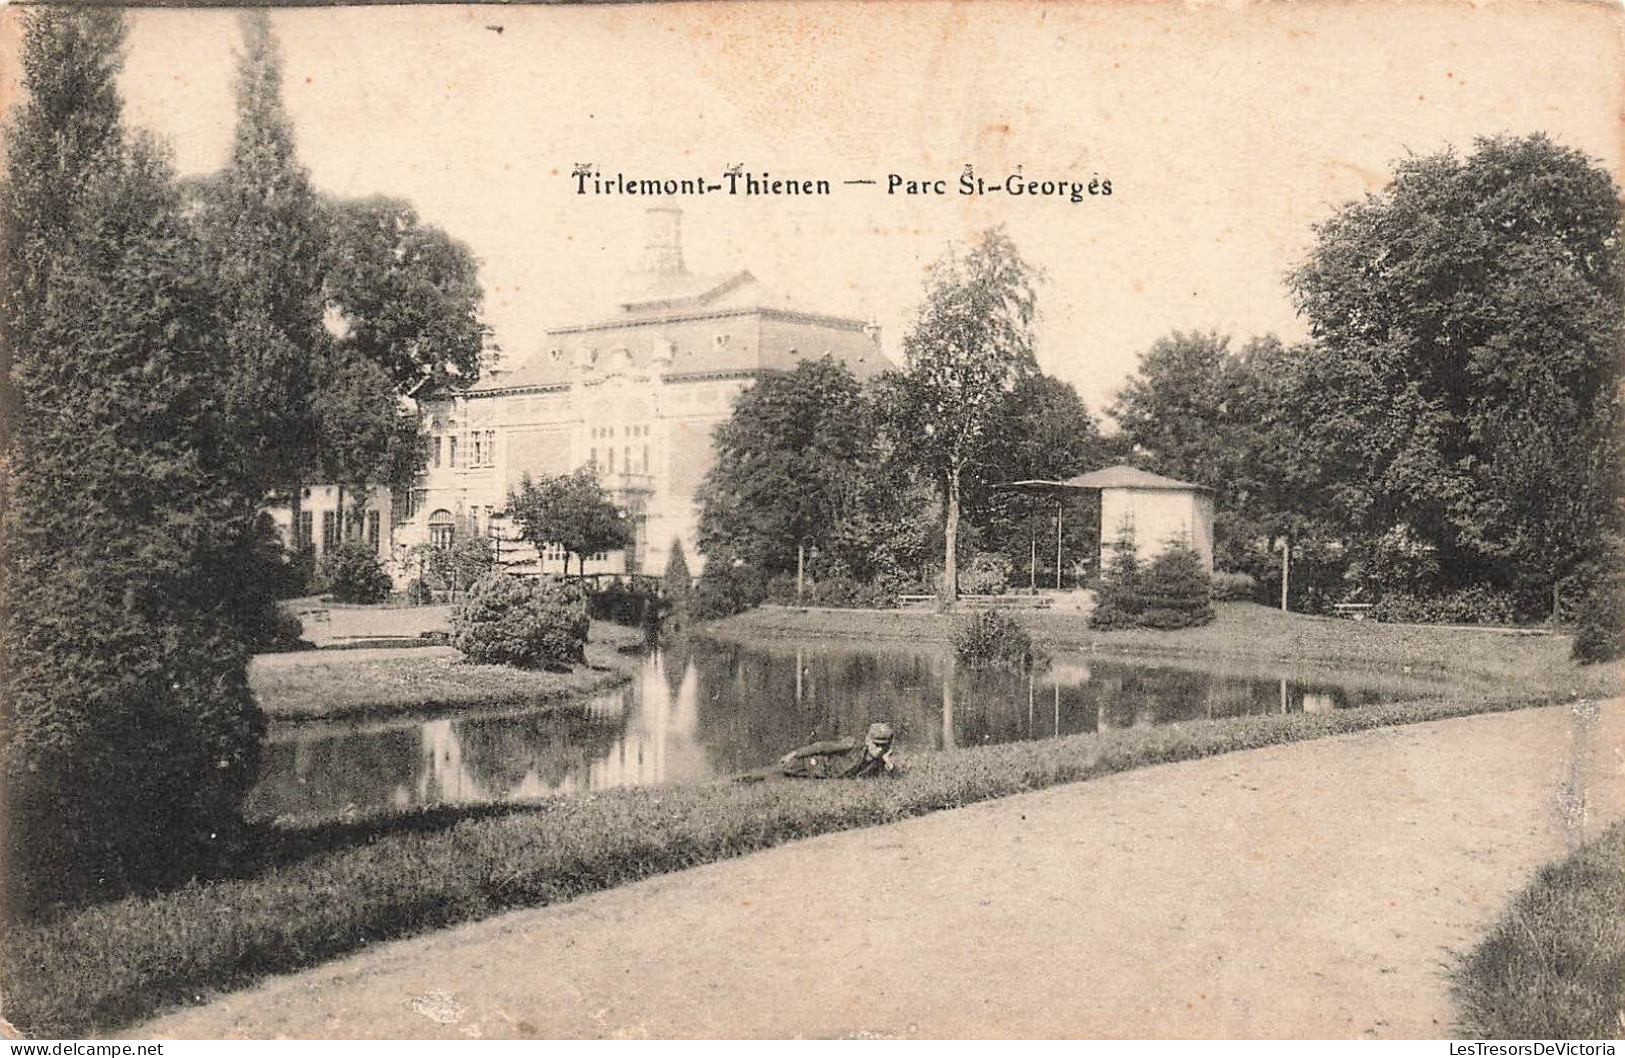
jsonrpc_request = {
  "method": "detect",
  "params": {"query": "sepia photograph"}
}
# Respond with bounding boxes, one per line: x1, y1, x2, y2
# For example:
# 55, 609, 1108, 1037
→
0, 0, 1621, 1043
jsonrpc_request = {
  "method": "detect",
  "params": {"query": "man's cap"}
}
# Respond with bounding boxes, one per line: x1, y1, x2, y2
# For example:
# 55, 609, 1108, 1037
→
866, 722, 895, 745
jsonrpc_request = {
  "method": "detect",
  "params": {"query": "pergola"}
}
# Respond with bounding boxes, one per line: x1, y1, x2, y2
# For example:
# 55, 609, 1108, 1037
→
996, 477, 1097, 592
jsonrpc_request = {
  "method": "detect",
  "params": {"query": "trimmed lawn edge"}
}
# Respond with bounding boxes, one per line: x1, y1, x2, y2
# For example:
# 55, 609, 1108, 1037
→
0, 687, 1591, 1038
1451, 818, 1625, 1039
258, 664, 637, 726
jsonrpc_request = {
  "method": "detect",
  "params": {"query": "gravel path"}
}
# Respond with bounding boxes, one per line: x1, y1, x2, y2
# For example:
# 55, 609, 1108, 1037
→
139, 700, 1622, 1039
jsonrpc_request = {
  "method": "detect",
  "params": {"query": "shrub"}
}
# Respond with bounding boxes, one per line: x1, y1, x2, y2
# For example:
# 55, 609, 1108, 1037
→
450, 574, 589, 670
403, 577, 435, 606
317, 541, 392, 604
1090, 525, 1146, 629
810, 573, 896, 609
959, 552, 1013, 595
1138, 541, 1215, 629
1210, 570, 1257, 602
590, 581, 663, 629
691, 556, 765, 620
258, 609, 308, 653
953, 609, 1040, 670
1571, 570, 1623, 664
1371, 587, 1519, 626
1091, 534, 1214, 631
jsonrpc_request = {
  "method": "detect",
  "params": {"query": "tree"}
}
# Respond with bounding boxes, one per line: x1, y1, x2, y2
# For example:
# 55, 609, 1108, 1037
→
318, 194, 487, 520
1, 9, 264, 906
322, 194, 487, 395
194, 12, 329, 504
196, 18, 484, 546
1288, 134, 1623, 612
891, 228, 1041, 607
696, 356, 874, 578
508, 469, 632, 576
1111, 331, 1337, 608
968, 372, 1104, 584
663, 538, 694, 616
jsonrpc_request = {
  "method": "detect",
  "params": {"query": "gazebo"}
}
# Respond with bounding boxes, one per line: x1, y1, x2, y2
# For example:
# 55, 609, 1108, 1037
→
1001, 465, 1215, 587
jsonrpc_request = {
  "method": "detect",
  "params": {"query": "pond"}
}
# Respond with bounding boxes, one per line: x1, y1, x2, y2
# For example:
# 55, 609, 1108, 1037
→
247, 636, 1447, 821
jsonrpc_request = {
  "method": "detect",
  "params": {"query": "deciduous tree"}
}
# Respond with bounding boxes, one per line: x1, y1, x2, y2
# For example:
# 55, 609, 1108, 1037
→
890, 228, 1041, 607
508, 469, 631, 577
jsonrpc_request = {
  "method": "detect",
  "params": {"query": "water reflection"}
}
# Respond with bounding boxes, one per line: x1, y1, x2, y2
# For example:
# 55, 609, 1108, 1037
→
248, 638, 1442, 821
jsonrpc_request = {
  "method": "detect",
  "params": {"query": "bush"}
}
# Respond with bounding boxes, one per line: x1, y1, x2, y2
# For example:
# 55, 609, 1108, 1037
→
256, 609, 308, 653
959, 552, 1013, 595
403, 577, 435, 606
1090, 524, 1145, 629
590, 581, 663, 630
1570, 570, 1623, 664
810, 573, 896, 609
1138, 541, 1215, 629
691, 556, 765, 620
1371, 586, 1519, 626
1210, 570, 1257, 602
450, 574, 590, 670
953, 609, 1040, 670
317, 541, 392, 604
1091, 534, 1214, 631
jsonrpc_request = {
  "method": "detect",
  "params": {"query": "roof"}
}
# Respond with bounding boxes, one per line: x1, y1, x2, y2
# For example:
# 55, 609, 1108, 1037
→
1002, 465, 1213, 493
1064, 465, 1213, 491
468, 269, 878, 394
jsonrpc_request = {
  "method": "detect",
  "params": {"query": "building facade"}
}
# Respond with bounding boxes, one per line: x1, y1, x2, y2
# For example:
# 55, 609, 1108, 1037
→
264, 484, 394, 565
393, 206, 888, 578
1075, 465, 1215, 573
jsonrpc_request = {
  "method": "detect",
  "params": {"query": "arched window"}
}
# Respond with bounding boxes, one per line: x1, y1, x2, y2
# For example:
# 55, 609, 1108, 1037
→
428, 509, 455, 549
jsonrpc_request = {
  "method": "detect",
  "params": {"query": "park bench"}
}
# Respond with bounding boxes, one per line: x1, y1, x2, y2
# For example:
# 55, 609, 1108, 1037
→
1332, 602, 1374, 621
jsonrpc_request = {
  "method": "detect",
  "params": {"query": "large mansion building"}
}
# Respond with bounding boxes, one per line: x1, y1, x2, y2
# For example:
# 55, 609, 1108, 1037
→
389, 206, 888, 578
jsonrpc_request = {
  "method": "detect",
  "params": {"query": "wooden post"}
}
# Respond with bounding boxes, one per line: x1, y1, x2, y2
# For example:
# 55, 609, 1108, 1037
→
1280, 533, 1291, 612
1029, 529, 1037, 594
797, 543, 806, 604
1055, 503, 1063, 590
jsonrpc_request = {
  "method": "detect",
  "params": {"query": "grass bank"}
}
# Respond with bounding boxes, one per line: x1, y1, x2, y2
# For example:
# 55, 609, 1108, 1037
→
251, 621, 646, 721
1452, 821, 1625, 1039
715, 603, 1602, 691
0, 687, 1593, 1038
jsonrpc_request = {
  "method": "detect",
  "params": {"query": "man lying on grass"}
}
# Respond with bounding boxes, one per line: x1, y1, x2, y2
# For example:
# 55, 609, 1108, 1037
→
736, 722, 899, 782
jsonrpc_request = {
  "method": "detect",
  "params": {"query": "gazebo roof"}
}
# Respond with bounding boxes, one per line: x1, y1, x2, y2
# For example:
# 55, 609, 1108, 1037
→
1001, 464, 1213, 494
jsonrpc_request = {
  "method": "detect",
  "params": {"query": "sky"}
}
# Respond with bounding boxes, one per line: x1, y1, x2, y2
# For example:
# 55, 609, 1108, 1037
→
4, 1, 1621, 421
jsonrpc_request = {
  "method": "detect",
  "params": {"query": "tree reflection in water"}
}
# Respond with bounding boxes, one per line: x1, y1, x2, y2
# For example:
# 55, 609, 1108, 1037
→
249, 639, 1436, 821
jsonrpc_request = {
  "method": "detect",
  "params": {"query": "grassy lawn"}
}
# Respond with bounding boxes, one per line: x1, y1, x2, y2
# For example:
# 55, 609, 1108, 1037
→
251, 621, 647, 721
715, 602, 1604, 692
0, 686, 1605, 1038
1452, 822, 1625, 1039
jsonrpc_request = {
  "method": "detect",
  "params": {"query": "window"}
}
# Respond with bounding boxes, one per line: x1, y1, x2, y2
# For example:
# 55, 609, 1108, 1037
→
473, 432, 483, 467
321, 510, 339, 552
432, 436, 442, 469
643, 444, 650, 472
485, 430, 496, 465
367, 511, 381, 548
624, 445, 630, 472
428, 509, 455, 549
607, 448, 615, 474
449, 436, 459, 468
297, 510, 313, 550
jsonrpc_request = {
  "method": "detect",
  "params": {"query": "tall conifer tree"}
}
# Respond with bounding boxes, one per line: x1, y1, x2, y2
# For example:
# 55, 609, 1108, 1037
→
1, 9, 265, 907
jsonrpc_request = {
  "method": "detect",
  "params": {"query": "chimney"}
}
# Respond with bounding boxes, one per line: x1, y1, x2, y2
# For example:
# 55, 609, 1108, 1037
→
643, 204, 686, 276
